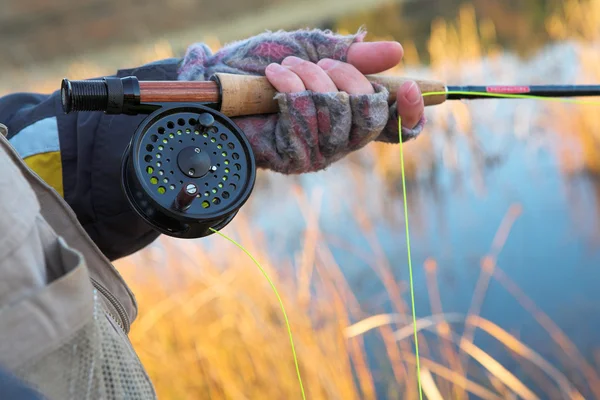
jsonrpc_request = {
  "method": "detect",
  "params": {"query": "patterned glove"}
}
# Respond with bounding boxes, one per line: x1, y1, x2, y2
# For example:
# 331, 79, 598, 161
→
177, 28, 426, 174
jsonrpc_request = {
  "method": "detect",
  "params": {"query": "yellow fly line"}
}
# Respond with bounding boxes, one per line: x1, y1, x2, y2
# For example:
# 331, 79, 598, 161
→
211, 91, 600, 399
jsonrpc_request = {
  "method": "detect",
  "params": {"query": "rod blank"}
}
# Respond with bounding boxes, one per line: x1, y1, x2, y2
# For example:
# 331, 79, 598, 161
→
446, 85, 600, 99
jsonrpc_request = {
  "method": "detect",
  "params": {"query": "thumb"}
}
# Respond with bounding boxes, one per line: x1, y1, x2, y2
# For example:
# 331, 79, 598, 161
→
202, 28, 368, 76
276, 28, 368, 62
346, 41, 404, 75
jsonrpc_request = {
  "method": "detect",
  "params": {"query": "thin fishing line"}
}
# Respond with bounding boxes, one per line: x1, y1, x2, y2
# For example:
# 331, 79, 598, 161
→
209, 227, 306, 400
398, 116, 424, 400
424, 90, 600, 105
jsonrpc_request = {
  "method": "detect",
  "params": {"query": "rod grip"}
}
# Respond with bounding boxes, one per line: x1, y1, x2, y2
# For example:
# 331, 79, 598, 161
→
212, 73, 447, 117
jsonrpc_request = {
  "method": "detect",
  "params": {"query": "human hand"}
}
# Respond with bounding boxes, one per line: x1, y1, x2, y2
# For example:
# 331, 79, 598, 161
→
264, 41, 424, 131
178, 29, 427, 174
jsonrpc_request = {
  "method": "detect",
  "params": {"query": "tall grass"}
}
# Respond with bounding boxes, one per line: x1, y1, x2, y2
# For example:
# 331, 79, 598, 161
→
116, 194, 600, 398
14, 0, 600, 397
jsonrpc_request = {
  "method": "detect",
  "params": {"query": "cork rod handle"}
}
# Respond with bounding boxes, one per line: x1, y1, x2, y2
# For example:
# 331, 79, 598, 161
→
212, 73, 447, 117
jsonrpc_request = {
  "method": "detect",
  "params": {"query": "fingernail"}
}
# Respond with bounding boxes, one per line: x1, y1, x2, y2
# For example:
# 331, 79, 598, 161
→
282, 56, 303, 66
404, 82, 421, 105
318, 58, 337, 70
266, 63, 287, 73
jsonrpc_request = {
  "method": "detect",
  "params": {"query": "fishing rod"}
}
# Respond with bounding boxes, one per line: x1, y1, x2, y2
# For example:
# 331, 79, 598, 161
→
59, 73, 600, 239
61, 73, 600, 117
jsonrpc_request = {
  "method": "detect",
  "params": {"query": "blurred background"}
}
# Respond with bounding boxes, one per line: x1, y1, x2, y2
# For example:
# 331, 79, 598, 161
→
2, 0, 600, 398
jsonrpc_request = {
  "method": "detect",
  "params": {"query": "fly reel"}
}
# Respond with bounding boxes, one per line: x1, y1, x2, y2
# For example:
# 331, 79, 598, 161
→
60, 76, 257, 239
121, 104, 256, 238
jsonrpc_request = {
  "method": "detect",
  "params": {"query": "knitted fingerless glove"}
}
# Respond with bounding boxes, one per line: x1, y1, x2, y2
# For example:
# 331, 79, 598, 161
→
178, 28, 426, 174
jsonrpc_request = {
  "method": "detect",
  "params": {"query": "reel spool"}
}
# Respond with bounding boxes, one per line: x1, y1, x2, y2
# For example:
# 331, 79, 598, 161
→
122, 104, 256, 238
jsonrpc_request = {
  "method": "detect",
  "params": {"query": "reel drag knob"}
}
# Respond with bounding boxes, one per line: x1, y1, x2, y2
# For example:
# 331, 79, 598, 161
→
121, 104, 256, 238
177, 146, 212, 178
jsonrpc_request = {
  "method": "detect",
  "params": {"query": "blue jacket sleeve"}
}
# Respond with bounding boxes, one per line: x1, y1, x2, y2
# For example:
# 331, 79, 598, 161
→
0, 366, 45, 399
0, 58, 182, 261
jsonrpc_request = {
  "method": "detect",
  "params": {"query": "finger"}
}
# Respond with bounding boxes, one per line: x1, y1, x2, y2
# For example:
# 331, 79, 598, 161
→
397, 80, 424, 129
265, 63, 306, 93
317, 59, 375, 95
346, 41, 404, 75
281, 56, 338, 93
